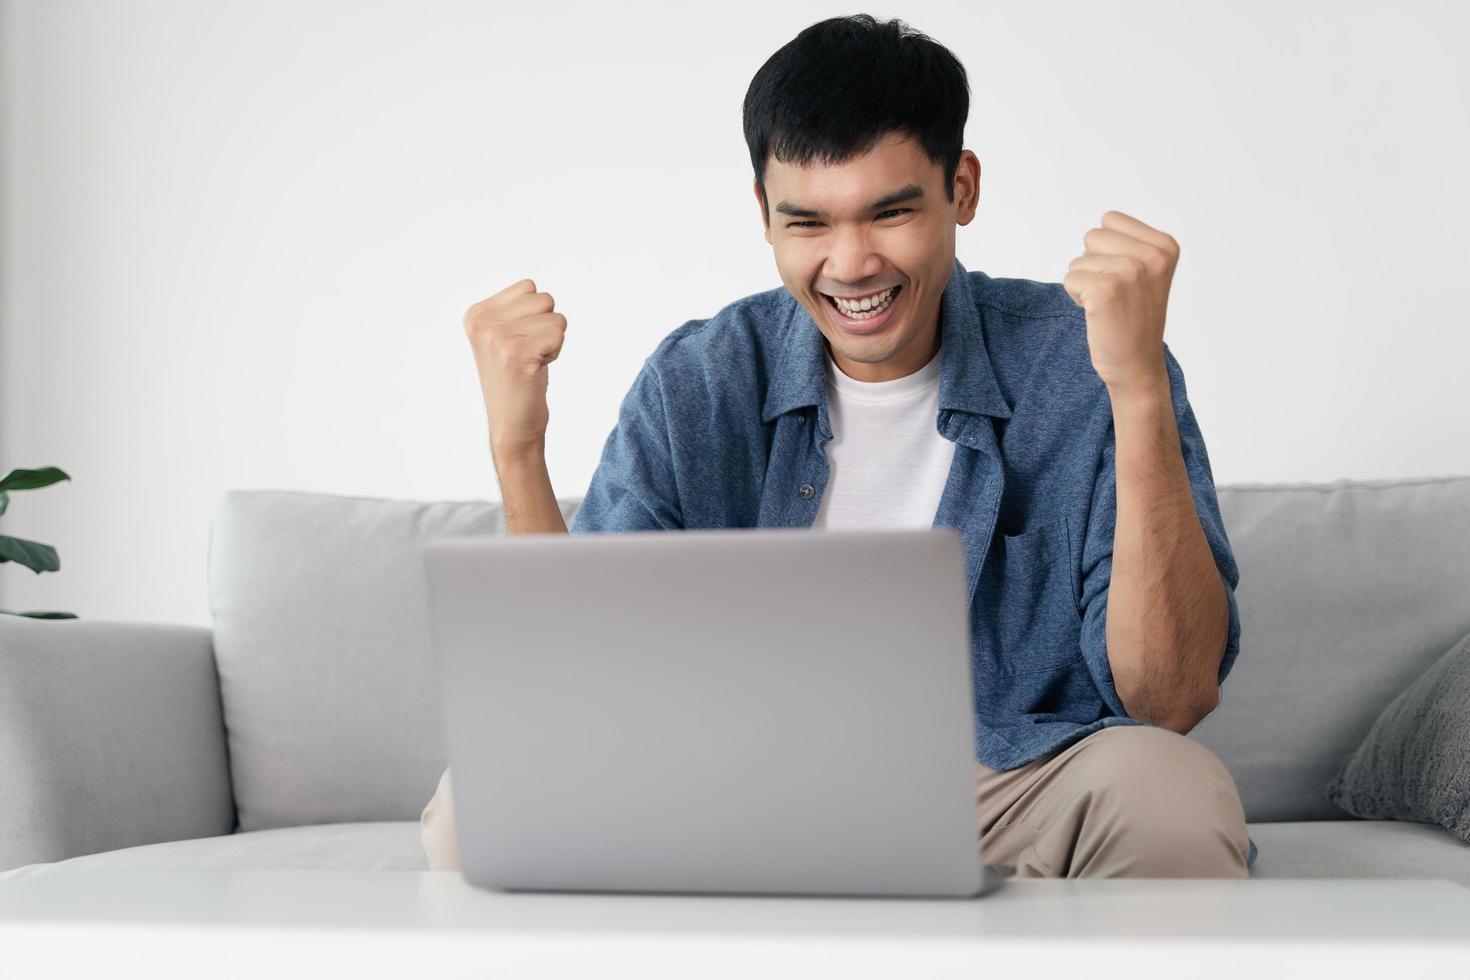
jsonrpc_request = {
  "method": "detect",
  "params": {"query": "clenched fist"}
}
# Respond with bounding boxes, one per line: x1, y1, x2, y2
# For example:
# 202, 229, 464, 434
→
462, 279, 568, 454
1062, 210, 1179, 394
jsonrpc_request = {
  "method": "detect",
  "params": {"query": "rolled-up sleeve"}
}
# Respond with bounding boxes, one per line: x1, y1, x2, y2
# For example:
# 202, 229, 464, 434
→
569, 358, 684, 534
1075, 343, 1243, 718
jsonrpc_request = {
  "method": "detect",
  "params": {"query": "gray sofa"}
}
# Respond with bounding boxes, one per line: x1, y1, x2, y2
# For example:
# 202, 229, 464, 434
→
3, 477, 1469, 882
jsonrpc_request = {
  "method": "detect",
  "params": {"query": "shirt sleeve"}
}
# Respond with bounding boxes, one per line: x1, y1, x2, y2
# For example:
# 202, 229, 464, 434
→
568, 358, 684, 534
1075, 343, 1243, 718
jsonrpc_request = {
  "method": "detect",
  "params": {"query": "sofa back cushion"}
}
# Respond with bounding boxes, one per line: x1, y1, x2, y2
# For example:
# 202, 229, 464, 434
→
207, 490, 582, 831
1192, 476, 1470, 821
209, 477, 1470, 829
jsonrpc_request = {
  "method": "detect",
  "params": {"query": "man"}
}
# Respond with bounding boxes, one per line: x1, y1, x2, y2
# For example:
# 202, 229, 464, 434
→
423, 14, 1253, 878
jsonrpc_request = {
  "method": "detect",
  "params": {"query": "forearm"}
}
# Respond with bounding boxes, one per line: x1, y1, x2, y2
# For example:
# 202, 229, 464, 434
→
491, 440, 569, 535
420, 767, 460, 871
1104, 370, 1229, 733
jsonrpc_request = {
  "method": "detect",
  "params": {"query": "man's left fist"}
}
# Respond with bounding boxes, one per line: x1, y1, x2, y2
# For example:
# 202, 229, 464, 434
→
1063, 210, 1179, 393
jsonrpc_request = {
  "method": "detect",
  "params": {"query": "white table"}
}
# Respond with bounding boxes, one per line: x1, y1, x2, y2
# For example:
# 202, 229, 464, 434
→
0, 869, 1467, 978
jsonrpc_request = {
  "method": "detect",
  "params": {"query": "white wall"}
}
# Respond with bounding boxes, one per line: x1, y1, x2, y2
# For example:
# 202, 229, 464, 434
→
2, 0, 1467, 626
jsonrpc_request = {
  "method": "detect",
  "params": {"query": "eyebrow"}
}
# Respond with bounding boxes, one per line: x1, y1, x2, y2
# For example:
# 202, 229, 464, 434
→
773, 184, 925, 220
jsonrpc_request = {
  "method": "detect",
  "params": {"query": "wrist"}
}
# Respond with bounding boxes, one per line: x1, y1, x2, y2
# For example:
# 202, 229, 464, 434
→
491, 437, 547, 471
1105, 364, 1172, 412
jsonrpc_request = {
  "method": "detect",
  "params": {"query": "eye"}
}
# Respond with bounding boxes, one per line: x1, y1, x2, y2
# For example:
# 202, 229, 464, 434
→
785, 208, 912, 229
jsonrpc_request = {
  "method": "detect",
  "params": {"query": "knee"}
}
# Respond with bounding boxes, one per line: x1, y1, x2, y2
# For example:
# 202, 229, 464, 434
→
420, 767, 461, 872
1072, 726, 1249, 878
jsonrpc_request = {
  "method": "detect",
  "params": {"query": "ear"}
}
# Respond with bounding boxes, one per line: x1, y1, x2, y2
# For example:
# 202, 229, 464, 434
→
754, 177, 772, 245
954, 150, 982, 227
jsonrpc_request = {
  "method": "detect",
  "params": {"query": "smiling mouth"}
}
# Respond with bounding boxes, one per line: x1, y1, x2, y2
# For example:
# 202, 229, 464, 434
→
821, 284, 902, 318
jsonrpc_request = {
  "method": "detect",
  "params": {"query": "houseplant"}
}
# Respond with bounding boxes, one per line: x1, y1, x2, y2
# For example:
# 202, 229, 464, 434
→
0, 466, 76, 619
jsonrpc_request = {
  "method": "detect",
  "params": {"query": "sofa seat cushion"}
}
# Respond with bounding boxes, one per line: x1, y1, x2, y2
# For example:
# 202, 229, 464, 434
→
8, 817, 1468, 884
1247, 819, 1470, 884
0, 821, 426, 879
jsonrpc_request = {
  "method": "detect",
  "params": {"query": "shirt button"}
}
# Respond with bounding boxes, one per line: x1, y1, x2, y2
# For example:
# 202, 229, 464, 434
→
798, 483, 815, 500
798, 415, 807, 424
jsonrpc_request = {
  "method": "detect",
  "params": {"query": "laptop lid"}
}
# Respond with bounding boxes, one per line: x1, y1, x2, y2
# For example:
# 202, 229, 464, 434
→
423, 526, 985, 897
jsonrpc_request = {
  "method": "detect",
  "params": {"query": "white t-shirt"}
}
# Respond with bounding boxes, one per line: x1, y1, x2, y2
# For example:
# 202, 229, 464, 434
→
811, 346, 955, 530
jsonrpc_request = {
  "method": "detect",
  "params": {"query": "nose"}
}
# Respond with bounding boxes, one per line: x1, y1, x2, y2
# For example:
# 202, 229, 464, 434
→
821, 227, 885, 293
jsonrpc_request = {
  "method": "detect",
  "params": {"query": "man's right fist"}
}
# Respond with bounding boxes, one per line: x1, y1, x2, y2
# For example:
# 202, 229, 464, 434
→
462, 278, 568, 454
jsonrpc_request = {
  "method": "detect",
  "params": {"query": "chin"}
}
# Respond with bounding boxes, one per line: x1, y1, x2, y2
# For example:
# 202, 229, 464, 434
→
829, 338, 896, 364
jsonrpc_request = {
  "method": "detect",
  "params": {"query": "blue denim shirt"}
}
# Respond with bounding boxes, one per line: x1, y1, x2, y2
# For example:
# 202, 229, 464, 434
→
570, 257, 1248, 862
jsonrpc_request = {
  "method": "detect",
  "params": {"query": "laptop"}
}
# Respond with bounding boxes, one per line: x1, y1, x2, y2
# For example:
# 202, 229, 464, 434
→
422, 525, 1012, 898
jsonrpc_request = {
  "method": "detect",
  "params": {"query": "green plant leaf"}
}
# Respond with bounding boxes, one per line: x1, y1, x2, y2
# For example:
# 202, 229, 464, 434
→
0, 534, 60, 572
0, 490, 7, 517
0, 467, 71, 492
0, 610, 77, 619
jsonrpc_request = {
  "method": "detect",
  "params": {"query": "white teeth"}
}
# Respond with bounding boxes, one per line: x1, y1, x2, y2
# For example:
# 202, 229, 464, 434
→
832, 286, 894, 312
830, 286, 898, 319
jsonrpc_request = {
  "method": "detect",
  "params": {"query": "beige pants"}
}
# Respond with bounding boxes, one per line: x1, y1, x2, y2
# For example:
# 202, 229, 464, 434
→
421, 724, 1250, 878
974, 724, 1250, 877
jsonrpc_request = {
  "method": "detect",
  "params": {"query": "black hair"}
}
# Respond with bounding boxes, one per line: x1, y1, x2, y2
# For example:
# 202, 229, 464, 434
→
742, 14, 970, 225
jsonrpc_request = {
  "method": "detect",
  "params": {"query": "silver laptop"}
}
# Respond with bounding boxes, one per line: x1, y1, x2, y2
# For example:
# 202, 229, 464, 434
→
422, 526, 1011, 898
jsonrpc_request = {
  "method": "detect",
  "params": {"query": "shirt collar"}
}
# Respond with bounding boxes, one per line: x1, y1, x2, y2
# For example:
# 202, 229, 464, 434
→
761, 256, 1012, 423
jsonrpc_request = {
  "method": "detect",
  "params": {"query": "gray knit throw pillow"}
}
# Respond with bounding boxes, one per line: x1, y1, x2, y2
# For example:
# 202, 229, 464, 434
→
1325, 630, 1470, 843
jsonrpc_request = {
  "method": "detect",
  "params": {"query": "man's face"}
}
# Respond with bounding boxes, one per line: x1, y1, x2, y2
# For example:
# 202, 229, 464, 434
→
757, 132, 979, 382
